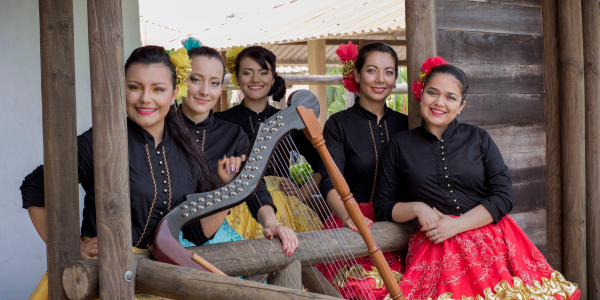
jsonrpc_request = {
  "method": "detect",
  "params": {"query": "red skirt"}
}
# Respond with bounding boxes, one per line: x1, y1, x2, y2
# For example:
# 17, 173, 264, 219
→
317, 203, 403, 300
400, 215, 581, 300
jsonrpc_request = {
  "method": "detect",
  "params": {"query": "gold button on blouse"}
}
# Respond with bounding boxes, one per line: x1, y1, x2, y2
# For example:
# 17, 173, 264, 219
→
156, 151, 160, 155
159, 161, 163, 165
161, 170, 165, 175
442, 158, 445, 161
456, 206, 460, 209
447, 184, 451, 187
163, 189, 168, 193
453, 199, 457, 202
196, 131, 200, 134
163, 201, 167, 205
163, 180, 167, 184
444, 167, 447, 170
445, 175, 448, 179
441, 146, 444, 150
441, 139, 444, 142
381, 140, 384, 143
441, 152, 445, 155
450, 190, 453, 194
160, 212, 164, 216
196, 139, 199, 142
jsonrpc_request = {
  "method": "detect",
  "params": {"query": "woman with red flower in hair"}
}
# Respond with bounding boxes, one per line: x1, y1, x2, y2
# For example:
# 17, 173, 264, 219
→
373, 58, 581, 300
316, 42, 408, 300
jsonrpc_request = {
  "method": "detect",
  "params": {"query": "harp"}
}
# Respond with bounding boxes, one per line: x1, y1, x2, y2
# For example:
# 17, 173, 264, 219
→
152, 90, 406, 300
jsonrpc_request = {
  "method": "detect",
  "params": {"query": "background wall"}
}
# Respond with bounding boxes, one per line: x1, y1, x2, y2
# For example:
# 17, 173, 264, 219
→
0, 0, 140, 298
436, 0, 547, 253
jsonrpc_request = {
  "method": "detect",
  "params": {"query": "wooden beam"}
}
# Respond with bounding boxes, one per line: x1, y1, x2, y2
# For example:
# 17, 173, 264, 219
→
582, 0, 600, 296
542, 0, 563, 272
405, 0, 437, 129
278, 60, 407, 66
38, 0, 80, 298
301, 266, 343, 298
283, 39, 406, 46
308, 39, 328, 125
87, 0, 135, 299
267, 260, 302, 290
215, 50, 229, 112
557, 0, 587, 297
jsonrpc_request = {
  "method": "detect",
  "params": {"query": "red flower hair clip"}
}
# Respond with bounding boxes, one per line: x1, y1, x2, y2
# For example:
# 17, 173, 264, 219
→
336, 41, 360, 94
412, 56, 448, 101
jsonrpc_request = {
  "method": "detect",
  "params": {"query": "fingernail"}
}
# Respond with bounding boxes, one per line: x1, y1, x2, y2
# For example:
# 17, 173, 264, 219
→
241, 156, 246, 162
353, 228, 357, 232
228, 169, 230, 174
235, 167, 239, 172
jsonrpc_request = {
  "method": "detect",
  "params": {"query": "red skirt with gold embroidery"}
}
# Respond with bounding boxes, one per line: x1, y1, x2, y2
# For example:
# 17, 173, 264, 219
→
399, 215, 580, 300
316, 203, 403, 300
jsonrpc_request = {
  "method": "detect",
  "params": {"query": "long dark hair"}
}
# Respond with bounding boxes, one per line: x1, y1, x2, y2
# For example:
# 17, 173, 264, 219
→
235, 46, 286, 102
187, 46, 226, 83
125, 45, 217, 192
355, 42, 400, 80
423, 64, 469, 103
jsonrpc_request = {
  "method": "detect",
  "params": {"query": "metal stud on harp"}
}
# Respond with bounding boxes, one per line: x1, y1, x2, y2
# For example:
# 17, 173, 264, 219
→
151, 90, 405, 300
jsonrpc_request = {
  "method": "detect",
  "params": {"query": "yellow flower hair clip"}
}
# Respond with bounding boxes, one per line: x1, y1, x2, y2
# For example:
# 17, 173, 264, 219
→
166, 47, 192, 102
225, 46, 245, 86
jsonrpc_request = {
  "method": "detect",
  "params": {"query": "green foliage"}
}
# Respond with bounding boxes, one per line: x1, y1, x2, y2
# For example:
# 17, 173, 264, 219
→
289, 162, 313, 186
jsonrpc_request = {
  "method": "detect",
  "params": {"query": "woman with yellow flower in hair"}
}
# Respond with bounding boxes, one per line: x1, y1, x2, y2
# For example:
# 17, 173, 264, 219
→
214, 46, 324, 240
20, 45, 240, 300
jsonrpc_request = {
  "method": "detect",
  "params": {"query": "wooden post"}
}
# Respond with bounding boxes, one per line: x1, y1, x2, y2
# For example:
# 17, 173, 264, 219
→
542, 0, 563, 271
558, 0, 587, 297
301, 266, 342, 298
308, 39, 327, 125
215, 50, 229, 112
267, 260, 302, 290
405, 0, 437, 129
87, 0, 134, 299
582, 0, 600, 296
38, 0, 80, 298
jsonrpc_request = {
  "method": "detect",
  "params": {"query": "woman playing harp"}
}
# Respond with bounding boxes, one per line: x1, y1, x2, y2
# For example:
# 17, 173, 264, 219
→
21, 45, 234, 299
176, 40, 297, 256
214, 45, 323, 239
373, 58, 581, 300
316, 42, 408, 300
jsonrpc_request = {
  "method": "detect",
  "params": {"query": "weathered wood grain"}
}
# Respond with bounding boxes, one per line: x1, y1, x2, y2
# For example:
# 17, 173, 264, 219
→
454, 64, 544, 94
406, 0, 437, 129
87, 0, 134, 298
542, 0, 563, 271
458, 94, 545, 126
437, 0, 542, 36
38, 0, 80, 298
302, 266, 343, 298
511, 209, 548, 255
267, 260, 302, 290
558, 0, 587, 296
582, 0, 600, 296
464, 0, 541, 7
308, 39, 328, 126
437, 30, 544, 65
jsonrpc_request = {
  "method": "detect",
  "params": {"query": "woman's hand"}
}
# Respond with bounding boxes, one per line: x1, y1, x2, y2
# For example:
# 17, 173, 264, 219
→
341, 214, 373, 232
263, 225, 298, 257
278, 178, 311, 201
80, 236, 98, 260
422, 208, 461, 244
414, 202, 440, 228
216, 155, 246, 186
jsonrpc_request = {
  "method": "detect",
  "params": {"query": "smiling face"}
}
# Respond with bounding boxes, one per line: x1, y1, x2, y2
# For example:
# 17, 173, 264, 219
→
181, 56, 223, 121
354, 51, 397, 103
420, 73, 466, 133
125, 62, 177, 133
237, 56, 274, 102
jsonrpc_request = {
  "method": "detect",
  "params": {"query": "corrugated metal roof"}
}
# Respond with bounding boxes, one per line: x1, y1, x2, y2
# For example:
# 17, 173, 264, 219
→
197, 0, 405, 48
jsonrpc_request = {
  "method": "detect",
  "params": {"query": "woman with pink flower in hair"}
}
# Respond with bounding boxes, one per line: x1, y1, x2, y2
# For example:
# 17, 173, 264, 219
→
373, 58, 581, 300
316, 42, 408, 300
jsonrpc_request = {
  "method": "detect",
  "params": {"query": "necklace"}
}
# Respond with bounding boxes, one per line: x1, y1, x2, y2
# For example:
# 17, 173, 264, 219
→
367, 120, 389, 202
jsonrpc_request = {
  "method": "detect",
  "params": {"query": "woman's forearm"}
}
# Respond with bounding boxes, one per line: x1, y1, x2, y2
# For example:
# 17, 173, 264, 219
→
200, 210, 229, 238
27, 206, 46, 243
326, 189, 349, 221
455, 204, 494, 234
257, 205, 279, 228
390, 202, 427, 224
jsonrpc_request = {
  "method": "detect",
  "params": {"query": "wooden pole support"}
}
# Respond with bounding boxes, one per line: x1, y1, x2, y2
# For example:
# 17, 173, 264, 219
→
38, 0, 80, 298
557, 0, 587, 297
405, 0, 437, 129
581, 0, 600, 296
301, 266, 343, 298
267, 260, 302, 290
308, 39, 328, 126
87, 0, 134, 299
542, 0, 563, 271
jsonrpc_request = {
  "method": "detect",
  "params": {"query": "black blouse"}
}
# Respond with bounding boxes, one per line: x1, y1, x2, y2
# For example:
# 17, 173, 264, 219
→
319, 101, 409, 203
182, 111, 275, 217
20, 118, 211, 248
373, 119, 514, 224
214, 100, 321, 176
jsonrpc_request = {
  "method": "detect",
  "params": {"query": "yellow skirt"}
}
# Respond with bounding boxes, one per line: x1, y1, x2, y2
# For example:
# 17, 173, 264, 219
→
226, 176, 323, 239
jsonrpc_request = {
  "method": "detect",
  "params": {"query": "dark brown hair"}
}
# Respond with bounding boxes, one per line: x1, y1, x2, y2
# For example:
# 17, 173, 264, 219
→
235, 46, 286, 102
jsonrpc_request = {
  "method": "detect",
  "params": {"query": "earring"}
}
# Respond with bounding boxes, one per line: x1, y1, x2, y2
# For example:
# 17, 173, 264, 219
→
170, 101, 175, 105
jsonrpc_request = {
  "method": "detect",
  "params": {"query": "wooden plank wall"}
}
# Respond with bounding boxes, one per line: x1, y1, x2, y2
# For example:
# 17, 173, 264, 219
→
436, 0, 547, 254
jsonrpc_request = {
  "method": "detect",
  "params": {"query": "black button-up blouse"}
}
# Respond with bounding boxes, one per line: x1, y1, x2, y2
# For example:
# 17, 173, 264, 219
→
182, 111, 275, 217
20, 118, 211, 248
214, 100, 321, 176
319, 101, 409, 203
373, 119, 514, 224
